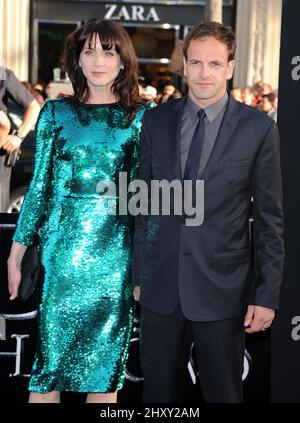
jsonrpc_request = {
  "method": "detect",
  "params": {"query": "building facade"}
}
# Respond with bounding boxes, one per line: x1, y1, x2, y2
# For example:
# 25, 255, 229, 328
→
0, 0, 282, 90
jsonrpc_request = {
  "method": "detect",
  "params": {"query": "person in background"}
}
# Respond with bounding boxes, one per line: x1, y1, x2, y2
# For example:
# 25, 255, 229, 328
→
242, 86, 256, 107
260, 92, 277, 121
32, 83, 47, 105
230, 87, 243, 102
0, 67, 40, 211
0, 109, 11, 147
140, 85, 157, 104
158, 84, 176, 104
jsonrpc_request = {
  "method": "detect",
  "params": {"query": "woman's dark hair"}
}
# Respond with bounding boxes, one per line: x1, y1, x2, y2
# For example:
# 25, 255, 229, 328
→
64, 19, 142, 118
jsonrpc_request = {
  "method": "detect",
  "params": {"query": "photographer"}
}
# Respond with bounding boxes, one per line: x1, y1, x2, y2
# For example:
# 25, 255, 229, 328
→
0, 67, 40, 211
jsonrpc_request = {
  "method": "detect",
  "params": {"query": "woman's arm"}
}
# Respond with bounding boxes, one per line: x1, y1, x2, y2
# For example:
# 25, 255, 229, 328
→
12, 100, 56, 245
7, 242, 28, 300
7, 100, 57, 300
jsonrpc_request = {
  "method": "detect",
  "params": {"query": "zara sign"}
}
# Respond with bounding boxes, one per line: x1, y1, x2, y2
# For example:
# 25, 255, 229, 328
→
104, 4, 160, 22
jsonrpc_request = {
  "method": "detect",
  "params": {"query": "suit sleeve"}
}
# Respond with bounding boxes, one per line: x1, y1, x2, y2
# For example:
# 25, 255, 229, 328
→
12, 100, 56, 246
132, 112, 152, 285
250, 121, 284, 309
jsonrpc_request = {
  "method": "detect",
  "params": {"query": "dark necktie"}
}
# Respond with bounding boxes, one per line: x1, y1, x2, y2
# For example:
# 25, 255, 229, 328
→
183, 109, 206, 205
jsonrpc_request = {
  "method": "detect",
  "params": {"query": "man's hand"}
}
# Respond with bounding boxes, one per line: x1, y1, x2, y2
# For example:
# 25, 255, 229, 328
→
2, 134, 22, 152
133, 285, 141, 302
244, 305, 275, 333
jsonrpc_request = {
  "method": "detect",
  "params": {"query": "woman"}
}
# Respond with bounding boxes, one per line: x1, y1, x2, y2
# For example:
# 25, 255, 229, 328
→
7, 19, 153, 403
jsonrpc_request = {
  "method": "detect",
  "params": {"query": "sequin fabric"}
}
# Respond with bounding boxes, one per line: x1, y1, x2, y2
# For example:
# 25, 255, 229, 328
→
13, 98, 153, 393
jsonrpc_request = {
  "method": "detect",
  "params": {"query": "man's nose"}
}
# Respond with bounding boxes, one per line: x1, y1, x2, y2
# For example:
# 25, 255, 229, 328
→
199, 64, 210, 78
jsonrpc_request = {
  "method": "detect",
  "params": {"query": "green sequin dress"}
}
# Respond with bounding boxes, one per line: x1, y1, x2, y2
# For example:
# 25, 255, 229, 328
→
13, 98, 152, 393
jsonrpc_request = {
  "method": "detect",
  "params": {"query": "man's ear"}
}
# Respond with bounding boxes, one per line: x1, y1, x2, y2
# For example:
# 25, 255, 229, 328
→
183, 57, 187, 78
227, 60, 235, 80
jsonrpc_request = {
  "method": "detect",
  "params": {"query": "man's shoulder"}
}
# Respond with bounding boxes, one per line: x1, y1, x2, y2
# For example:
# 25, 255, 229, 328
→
144, 97, 184, 121
234, 98, 272, 120
232, 98, 275, 130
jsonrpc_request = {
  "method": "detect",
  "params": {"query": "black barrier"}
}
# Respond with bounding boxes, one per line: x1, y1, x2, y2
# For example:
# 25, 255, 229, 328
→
0, 213, 37, 403
271, 0, 300, 403
0, 212, 272, 402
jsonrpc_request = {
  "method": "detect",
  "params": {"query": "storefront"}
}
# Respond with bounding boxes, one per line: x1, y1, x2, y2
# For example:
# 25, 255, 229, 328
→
30, 0, 235, 91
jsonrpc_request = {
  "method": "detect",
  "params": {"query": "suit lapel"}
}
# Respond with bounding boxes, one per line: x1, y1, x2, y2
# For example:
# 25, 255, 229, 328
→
169, 97, 186, 180
201, 96, 240, 181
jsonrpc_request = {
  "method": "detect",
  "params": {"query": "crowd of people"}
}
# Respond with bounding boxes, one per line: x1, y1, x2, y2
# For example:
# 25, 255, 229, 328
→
231, 81, 278, 121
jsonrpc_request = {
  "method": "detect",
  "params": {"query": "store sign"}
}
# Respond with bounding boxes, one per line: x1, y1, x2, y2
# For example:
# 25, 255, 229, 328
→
104, 4, 160, 22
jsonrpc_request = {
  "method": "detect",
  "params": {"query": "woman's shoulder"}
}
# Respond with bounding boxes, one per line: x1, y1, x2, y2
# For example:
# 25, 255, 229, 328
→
135, 100, 156, 119
41, 96, 73, 112
140, 100, 156, 112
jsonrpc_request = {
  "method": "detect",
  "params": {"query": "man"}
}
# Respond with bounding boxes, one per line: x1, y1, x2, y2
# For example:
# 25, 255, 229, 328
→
133, 22, 284, 403
0, 67, 40, 211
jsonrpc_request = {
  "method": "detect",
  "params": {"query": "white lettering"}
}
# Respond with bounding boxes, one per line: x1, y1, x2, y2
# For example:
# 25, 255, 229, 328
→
291, 56, 300, 81
118, 6, 131, 21
146, 7, 160, 22
104, 4, 160, 22
132, 5, 144, 21
104, 4, 117, 20
291, 316, 300, 341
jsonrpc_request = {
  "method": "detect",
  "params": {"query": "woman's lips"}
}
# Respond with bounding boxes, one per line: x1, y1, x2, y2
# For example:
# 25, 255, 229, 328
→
91, 72, 106, 76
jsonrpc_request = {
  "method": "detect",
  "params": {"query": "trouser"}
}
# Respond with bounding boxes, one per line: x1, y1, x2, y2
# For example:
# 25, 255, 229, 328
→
140, 302, 245, 403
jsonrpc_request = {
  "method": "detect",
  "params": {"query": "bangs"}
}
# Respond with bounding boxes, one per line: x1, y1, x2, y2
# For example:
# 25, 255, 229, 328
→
79, 21, 121, 53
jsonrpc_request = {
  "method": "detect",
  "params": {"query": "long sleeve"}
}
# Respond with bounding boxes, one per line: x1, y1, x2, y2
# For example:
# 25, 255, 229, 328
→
132, 112, 153, 284
12, 100, 56, 246
250, 121, 284, 309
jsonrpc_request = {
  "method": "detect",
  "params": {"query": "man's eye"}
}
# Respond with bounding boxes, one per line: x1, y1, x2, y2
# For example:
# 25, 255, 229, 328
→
84, 50, 93, 55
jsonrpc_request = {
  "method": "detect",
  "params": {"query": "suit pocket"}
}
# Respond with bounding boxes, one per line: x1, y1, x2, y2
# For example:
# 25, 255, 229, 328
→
212, 248, 250, 266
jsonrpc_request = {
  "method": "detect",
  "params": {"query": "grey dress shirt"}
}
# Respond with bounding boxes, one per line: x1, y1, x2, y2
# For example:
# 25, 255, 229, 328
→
180, 92, 228, 177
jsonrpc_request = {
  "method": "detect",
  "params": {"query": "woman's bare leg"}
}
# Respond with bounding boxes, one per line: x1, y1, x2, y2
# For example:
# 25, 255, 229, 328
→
28, 391, 61, 403
86, 392, 117, 403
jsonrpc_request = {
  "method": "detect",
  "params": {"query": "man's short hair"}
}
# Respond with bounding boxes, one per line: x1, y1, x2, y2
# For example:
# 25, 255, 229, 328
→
183, 21, 236, 61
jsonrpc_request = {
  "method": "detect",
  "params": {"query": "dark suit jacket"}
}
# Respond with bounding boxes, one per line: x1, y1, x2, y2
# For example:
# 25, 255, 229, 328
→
133, 95, 284, 321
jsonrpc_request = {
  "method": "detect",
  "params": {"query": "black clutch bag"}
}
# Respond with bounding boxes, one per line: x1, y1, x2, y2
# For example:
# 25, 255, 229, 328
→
18, 243, 42, 301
